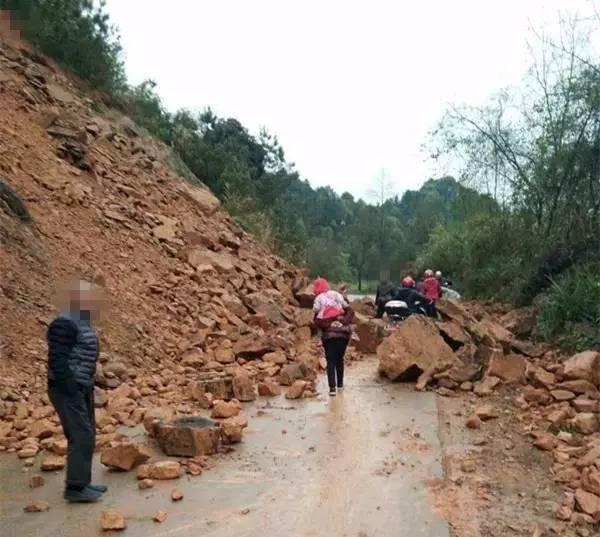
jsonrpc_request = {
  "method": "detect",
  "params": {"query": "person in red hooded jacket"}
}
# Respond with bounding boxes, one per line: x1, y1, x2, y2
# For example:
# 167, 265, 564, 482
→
421, 269, 441, 317
312, 277, 354, 396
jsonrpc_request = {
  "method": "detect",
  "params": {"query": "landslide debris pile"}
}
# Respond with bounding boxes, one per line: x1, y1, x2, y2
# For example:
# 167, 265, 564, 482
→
0, 37, 325, 468
366, 297, 600, 526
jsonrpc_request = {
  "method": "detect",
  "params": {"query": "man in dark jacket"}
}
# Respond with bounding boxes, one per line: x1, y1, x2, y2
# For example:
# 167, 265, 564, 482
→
47, 281, 105, 503
375, 274, 394, 318
394, 276, 433, 316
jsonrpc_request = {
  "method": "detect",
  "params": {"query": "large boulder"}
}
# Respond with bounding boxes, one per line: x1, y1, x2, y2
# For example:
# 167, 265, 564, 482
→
436, 298, 474, 327
180, 184, 220, 214
486, 354, 528, 384
563, 351, 600, 388
349, 297, 376, 317
295, 285, 315, 308
472, 319, 513, 351
233, 335, 274, 359
186, 248, 235, 273
436, 320, 472, 348
500, 307, 537, 337
377, 315, 461, 390
232, 372, 256, 402
353, 314, 384, 354
189, 377, 234, 401
153, 417, 221, 457
244, 292, 288, 326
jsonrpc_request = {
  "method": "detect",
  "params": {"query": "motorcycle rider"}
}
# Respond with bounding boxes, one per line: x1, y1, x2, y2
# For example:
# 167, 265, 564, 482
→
436, 270, 452, 289
375, 272, 394, 318
393, 276, 432, 316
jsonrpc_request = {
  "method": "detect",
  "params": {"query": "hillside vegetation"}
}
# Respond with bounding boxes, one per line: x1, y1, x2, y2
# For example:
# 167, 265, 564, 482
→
1, 0, 598, 349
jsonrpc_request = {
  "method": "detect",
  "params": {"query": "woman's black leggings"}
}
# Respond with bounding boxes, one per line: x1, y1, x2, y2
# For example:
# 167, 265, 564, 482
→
323, 337, 349, 390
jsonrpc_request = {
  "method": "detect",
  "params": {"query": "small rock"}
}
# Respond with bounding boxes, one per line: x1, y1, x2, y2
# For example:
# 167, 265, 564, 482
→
29, 419, 55, 439
221, 415, 248, 444
474, 404, 499, 420
101, 443, 152, 471
100, 510, 127, 531
533, 434, 558, 451
40, 455, 65, 471
29, 475, 44, 488
137, 460, 181, 480
466, 415, 482, 429
52, 438, 68, 456
550, 389, 576, 401
211, 400, 241, 419
171, 488, 183, 501
232, 373, 256, 402
285, 380, 308, 400
23, 500, 49, 513
555, 504, 572, 521
18, 446, 39, 459
574, 488, 600, 516
461, 459, 477, 473
571, 413, 599, 435
153, 510, 168, 523
258, 380, 281, 397
138, 479, 154, 490
241, 507, 250, 515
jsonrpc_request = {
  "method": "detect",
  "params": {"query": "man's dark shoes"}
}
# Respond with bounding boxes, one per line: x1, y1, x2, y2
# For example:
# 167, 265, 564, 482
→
88, 484, 108, 493
64, 485, 103, 503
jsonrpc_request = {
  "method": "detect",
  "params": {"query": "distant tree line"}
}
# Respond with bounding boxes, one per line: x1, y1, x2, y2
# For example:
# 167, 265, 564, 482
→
424, 15, 600, 349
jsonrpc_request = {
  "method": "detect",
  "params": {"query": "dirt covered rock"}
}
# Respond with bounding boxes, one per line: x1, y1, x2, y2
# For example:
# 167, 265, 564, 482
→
154, 418, 221, 457
220, 415, 248, 444
377, 315, 461, 389
100, 443, 152, 471
137, 460, 182, 480
100, 510, 126, 531
563, 351, 600, 387
486, 354, 528, 384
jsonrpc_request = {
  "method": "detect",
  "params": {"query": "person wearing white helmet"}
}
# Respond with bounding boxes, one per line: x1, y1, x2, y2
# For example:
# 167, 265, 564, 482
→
422, 269, 442, 316
435, 270, 453, 288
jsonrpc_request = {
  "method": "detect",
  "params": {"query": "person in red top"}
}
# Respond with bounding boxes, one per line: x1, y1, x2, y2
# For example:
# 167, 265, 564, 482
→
422, 270, 442, 317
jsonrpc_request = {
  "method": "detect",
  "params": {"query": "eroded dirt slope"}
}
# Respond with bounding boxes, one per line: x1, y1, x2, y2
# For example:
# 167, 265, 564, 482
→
0, 36, 320, 445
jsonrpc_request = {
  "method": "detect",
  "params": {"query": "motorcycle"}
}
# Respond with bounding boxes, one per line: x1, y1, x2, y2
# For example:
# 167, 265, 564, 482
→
383, 299, 428, 333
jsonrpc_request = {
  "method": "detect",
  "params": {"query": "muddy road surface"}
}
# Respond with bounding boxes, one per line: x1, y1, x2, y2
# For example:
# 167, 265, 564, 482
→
0, 360, 449, 537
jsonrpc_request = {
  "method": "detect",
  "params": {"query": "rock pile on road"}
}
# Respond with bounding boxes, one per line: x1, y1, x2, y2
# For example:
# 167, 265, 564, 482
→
372, 297, 600, 527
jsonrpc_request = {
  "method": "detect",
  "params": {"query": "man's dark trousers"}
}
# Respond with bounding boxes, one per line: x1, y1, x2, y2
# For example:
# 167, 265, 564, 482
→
48, 383, 95, 488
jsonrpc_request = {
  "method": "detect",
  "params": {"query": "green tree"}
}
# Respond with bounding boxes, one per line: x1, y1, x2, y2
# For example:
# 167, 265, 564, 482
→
1, 0, 126, 94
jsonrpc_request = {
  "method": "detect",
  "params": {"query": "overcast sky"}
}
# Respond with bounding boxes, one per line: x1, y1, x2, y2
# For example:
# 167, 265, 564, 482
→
105, 0, 594, 199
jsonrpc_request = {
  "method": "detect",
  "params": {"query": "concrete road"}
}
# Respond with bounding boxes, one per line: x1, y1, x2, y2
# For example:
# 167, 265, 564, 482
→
0, 360, 449, 537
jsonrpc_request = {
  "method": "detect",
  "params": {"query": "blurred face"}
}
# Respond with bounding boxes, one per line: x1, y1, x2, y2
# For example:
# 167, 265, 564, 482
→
58, 279, 104, 321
